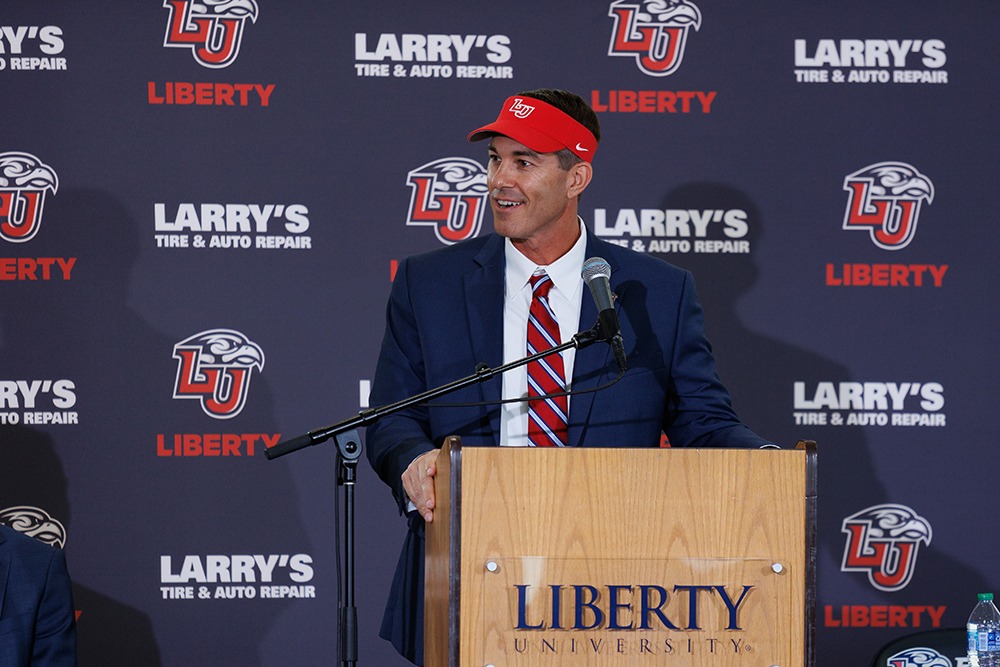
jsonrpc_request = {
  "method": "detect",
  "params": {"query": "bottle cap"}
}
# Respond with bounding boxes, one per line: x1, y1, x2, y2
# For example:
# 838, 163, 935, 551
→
978, 593, 994, 601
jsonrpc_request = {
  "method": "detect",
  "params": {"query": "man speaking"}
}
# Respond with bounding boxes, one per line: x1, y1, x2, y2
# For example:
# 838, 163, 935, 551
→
366, 88, 772, 665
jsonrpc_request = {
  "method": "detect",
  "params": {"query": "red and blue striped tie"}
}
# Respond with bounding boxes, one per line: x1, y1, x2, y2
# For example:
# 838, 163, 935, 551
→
526, 272, 568, 447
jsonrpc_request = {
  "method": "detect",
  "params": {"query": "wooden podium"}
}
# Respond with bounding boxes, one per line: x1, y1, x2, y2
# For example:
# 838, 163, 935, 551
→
425, 438, 817, 666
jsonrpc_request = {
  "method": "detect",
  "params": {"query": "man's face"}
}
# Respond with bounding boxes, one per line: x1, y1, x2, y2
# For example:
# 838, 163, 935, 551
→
486, 135, 581, 257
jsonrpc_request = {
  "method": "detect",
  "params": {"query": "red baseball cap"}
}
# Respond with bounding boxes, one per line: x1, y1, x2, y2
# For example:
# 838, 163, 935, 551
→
468, 95, 598, 163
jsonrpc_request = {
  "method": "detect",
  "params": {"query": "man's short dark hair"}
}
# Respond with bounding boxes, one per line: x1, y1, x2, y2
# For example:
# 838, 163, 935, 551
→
518, 88, 601, 170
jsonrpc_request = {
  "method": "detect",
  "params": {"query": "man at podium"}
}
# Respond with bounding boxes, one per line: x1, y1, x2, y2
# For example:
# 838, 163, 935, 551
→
366, 88, 772, 665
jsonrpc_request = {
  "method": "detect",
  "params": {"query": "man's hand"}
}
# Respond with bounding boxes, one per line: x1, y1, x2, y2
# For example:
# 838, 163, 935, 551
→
402, 449, 440, 523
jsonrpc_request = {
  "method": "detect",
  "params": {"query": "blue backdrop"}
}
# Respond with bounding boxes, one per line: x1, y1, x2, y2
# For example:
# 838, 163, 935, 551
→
1, 1, 998, 665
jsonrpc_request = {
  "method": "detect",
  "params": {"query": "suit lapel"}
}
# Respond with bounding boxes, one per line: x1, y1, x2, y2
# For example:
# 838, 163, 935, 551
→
465, 235, 506, 445
568, 236, 621, 446
466, 233, 623, 447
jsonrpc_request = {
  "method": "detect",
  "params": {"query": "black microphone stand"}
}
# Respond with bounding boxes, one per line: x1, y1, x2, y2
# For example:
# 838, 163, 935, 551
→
333, 429, 360, 665
265, 326, 604, 666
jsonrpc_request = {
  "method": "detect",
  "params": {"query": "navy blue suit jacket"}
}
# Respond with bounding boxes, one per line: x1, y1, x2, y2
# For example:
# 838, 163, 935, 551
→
366, 231, 768, 664
0, 525, 77, 666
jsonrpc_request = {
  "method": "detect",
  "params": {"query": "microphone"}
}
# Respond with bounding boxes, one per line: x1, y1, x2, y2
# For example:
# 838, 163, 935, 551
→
581, 257, 627, 372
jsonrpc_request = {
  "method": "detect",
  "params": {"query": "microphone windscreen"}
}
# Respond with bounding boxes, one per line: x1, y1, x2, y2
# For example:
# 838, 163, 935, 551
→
581, 256, 611, 283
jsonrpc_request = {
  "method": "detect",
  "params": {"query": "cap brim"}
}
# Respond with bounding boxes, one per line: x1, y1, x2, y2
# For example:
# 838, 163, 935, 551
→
467, 94, 598, 162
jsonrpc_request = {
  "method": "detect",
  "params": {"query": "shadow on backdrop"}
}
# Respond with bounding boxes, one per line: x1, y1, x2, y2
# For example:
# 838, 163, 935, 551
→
658, 182, 984, 664
0, 424, 162, 665
0, 189, 315, 665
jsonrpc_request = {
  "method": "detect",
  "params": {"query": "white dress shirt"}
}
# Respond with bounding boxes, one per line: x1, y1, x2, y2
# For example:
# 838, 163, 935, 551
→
499, 220, 588, 447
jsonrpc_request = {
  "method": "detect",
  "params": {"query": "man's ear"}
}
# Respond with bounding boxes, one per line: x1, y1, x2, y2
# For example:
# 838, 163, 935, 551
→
567, 161, 593, 199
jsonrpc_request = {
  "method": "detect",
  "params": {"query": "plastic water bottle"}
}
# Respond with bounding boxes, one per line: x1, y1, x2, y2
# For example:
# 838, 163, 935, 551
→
968, 592, 1000, 667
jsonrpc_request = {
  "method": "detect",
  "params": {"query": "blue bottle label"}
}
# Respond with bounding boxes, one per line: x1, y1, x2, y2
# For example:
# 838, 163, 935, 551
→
971, 629, 1000, 652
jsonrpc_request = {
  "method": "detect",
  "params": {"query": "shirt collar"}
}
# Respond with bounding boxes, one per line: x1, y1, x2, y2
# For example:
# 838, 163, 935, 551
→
504, 218, 588, 301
